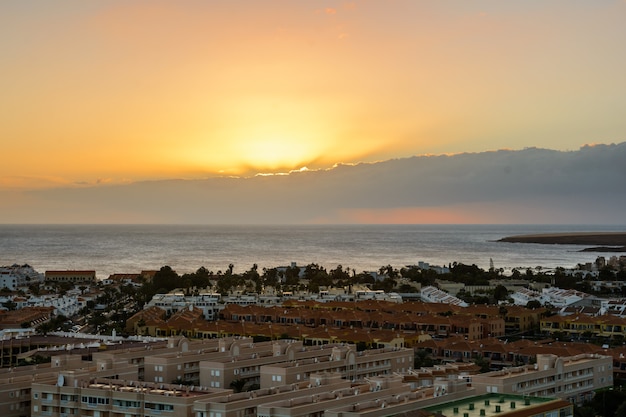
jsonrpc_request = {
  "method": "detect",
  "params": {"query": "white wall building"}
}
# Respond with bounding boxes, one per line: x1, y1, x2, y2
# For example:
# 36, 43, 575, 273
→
0, 264, 44, 290
420, 286, 468, 307
146, 292, 223, 320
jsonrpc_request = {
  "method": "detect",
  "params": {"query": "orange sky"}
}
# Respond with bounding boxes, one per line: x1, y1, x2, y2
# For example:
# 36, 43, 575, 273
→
1, 1, 625, 190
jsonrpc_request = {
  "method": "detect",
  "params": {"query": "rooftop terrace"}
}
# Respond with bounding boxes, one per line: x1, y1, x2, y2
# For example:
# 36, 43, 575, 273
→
424, 393, 555, 417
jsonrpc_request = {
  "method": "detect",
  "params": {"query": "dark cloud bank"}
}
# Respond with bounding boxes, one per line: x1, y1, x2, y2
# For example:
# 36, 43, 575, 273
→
4, 143, 626, 224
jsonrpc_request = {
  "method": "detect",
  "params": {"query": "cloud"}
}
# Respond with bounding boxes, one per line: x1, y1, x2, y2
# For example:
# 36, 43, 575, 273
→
0, 175, 72, 189
325, 8, 337, 15
2, 143, 625, 224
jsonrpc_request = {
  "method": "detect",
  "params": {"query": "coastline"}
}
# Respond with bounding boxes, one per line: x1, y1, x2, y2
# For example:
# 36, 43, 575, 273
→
498, 232, 626, 252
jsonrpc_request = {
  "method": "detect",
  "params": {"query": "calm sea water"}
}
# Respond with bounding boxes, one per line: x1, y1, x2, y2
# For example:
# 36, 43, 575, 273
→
0, 224, 624, 279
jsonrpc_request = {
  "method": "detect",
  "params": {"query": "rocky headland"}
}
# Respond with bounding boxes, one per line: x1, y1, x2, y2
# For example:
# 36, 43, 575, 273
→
498, 232, 626, 252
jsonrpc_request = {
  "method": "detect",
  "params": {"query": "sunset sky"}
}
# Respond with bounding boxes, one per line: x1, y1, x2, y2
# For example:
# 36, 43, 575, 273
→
2, 0, 625, 191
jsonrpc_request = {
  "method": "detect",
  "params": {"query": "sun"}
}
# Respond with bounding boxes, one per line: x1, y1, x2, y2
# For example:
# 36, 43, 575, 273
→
239, 130, 319, 172
178, 96, 351, 176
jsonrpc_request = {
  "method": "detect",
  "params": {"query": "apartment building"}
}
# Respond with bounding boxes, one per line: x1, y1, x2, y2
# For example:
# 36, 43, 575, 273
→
193, 373, 350, 417
259, 345, 413, 388
255, 374, 473, 417
471, 353, 613, 405
0, 366, 61, 417
144, 337, 272, 386
540, 313, 626, 339
0, 264, 44, 290
146, 293, 223, 320
198, 340, 368, 391
0, 352, 137, 417
419, 394, 573, 417
30, 374, 229, 417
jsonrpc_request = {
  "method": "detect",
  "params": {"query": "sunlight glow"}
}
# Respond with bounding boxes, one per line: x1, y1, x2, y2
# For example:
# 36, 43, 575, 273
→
236, 129, 319, 172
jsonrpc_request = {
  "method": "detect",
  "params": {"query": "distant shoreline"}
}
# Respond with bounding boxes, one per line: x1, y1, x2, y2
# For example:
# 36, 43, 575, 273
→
498, 232, 626, 252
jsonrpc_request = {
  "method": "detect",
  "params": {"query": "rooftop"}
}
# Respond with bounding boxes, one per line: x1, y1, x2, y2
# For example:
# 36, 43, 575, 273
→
424, 393, 556, 417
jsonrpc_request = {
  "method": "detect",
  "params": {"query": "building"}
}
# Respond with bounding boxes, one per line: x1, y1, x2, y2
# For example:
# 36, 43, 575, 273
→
0, 306, 54, 332
146, 292, 223, 320
31, 374, 228, 417
198, 340, 412, 391
471, 353, 613, 405
0, 354, 90, 417
44, 270, 96, 284
256, 374, 472, 417
420, 286, 468, 307
540, 313, 626, 339
0, 264, 44, 291
420, 394, 573, 417
259, 344, 413, 388
193, 373, 350, 417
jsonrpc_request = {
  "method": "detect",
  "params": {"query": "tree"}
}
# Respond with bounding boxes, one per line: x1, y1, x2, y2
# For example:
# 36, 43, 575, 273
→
587, 389, 626, 417
262, 268, 279, 289
152, 266, 180, 294
378, 265, 398, 279
36, 321, 54, 335
473, 355, 491, 373
229, 379, 246, 393
330, 265, 350, 282
526, 300, 542, 309
414, 349, 435, 368
28, 283, 41, 296
493, 285, 509, 302
172, 377, 193, 386
615, 400, 626, 417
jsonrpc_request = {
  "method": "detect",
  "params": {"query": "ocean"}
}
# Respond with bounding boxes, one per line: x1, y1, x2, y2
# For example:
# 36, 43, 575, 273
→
0, 224, 624, 279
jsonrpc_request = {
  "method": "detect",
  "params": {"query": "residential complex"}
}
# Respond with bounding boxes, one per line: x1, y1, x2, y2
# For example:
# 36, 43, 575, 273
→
3, 261, 626, 417
1, 331, 612, 417
472, 353, 613, 405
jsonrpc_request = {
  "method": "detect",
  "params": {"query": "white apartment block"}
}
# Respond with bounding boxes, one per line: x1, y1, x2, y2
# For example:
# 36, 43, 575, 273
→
420, 286, 468, 307
471, 353, 613, 405
146, 293, 223, 320
0, 264, 44, 291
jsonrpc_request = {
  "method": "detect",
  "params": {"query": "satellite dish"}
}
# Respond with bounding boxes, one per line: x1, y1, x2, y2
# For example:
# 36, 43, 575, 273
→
57, 374, 65, 387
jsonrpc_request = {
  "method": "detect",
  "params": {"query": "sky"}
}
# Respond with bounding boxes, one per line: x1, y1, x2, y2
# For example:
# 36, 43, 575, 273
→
2, 1, 625, 186
1, 1, 625, 224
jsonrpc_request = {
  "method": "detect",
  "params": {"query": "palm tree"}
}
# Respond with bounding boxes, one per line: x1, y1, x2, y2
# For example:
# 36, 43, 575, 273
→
229, 379, 246, 393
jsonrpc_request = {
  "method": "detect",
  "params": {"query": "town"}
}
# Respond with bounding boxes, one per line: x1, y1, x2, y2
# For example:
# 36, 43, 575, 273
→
1, 256, 626, 417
